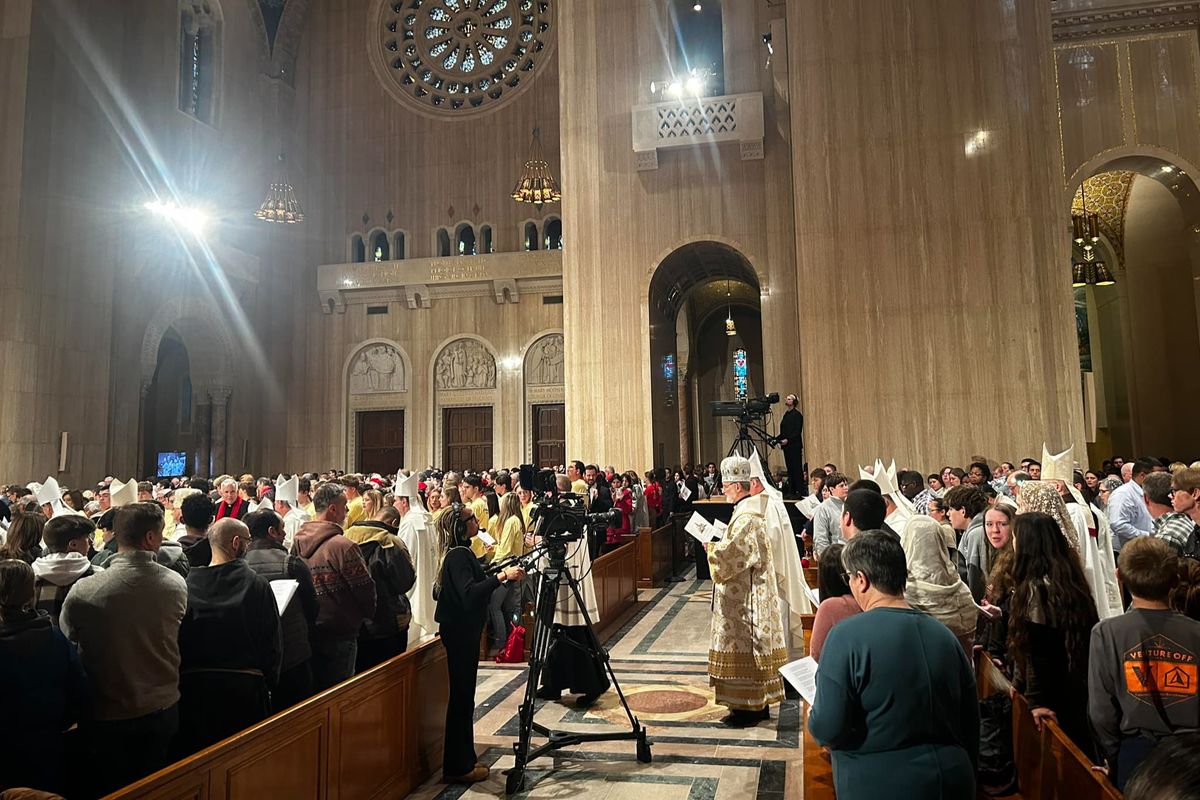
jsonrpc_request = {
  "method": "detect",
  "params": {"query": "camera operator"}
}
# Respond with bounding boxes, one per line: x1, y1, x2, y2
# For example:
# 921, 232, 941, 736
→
434, 503, 524, 784
532, 474, 611, 707
778, 394, 804, 498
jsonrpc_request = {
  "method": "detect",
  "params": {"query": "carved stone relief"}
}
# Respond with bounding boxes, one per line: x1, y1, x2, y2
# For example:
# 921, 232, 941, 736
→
435, 339, 496, 390
350, 344, 407, 394
526, 334, 565, 386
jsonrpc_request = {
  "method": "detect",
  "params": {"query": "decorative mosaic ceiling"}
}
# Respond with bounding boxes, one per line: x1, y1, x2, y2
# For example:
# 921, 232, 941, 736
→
1072, 170, 1135, 266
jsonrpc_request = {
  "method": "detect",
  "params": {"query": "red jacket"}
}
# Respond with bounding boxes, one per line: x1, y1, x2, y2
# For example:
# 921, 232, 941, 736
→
606, 491, 634, 544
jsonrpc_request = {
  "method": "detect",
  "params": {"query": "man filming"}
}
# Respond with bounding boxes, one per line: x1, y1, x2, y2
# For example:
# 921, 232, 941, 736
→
778, 394, 804, 498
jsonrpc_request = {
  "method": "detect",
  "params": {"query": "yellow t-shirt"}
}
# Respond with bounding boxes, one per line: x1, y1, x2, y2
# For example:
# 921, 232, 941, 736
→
470, 497, 491, 532
571, 479, 588, 496
521, 502, 535, 530
343, 495, 365, 529
493, 514, 528, 562
303, 502, 315, 518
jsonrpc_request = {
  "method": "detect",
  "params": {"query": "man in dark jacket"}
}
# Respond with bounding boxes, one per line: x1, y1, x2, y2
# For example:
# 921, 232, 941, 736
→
294, 483, 377, 691
777, 394, 805, 497
177, 518, 281, 756
244, 508, 320, 712
176, 492, 215, 567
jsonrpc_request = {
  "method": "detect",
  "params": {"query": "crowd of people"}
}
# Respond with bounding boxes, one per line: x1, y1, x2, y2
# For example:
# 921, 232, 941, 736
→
0, 448, 1198, 798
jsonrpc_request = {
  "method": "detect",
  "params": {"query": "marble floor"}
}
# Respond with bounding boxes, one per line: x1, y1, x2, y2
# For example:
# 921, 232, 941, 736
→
409, 574, 803, 800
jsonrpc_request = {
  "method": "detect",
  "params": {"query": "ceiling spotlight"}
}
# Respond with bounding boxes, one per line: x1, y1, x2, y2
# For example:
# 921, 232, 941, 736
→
666, 80, 683, 97
685, 75, 705, 95
144, 199, 210, 236
693, 2, 702, 11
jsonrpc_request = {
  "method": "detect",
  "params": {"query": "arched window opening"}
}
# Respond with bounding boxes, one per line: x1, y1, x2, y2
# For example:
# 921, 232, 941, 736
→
456, 223, 476, 256
393, 231, 406, 260
370, 230, 390, 261
481, 225, 494, 254
524, 221, 539, 252
544, 217, 563, 250
668, 0, 724, 97
436, 228, 451, 257
179, 1, 220, 123
351, 235, 366, 263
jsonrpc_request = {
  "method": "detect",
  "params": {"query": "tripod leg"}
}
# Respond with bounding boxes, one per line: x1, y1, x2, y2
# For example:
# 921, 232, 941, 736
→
563, 572, 642, 734
508, 566, 561, 794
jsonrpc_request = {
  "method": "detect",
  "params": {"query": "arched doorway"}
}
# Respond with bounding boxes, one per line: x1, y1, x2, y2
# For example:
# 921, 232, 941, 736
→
648, 241, 763, 470
143, 330, 194, 477
1069, 155, 1200, 461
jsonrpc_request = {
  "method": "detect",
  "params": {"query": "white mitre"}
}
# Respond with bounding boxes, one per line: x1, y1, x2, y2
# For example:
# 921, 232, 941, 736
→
397, 470, 426, 512
1041, 443, 1075, 485
109, 478, 137, 508
275, 474, 299, 507
35, 477, 71, 519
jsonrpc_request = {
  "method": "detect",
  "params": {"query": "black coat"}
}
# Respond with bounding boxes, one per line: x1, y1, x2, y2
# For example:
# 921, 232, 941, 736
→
779, 408, 804, 450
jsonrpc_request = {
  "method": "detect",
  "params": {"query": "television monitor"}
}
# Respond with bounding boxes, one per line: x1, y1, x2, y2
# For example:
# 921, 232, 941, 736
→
157, 451, 187, 477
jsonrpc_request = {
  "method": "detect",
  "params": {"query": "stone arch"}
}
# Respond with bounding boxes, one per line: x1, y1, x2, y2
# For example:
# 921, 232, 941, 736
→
140, 296, 236, 394
428, 334, 500, 469
340, 338, 413, 471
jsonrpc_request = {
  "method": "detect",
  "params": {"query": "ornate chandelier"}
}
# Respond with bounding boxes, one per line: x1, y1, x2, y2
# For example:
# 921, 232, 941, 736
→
725, 282, 737, 337
1070, 180, 1114, 287
512, 128, 561, 208
255, 154, 305, 224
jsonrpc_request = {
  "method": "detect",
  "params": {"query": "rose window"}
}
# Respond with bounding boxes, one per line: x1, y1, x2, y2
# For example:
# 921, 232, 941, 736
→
372, 0, 554, 117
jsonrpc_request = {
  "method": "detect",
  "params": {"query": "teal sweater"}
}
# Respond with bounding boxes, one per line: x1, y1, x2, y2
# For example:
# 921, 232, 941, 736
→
808, 607, 979, 800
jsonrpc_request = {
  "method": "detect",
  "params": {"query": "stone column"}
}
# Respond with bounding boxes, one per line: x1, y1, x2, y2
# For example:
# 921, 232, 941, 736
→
677, 367, 692, 467
208, 388, 231, 476
786, 0, 1084, 467
194, 396, 212, 477
136, 382, 150, 478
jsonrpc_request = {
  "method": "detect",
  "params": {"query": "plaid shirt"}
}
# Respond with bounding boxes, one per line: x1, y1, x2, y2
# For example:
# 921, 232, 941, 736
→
1153, 512, 1196, 555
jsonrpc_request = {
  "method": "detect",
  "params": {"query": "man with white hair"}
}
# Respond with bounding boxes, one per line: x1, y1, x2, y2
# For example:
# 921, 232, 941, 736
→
707, 455, 787, 727
747, 450, 813, 660
214, 478, 248, 521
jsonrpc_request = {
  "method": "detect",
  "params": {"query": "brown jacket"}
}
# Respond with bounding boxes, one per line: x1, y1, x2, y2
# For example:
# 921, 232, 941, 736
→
294, 521, 377, 642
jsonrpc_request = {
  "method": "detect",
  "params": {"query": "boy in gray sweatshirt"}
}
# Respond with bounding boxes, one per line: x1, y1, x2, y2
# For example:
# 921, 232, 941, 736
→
1088, 537, 1200, 791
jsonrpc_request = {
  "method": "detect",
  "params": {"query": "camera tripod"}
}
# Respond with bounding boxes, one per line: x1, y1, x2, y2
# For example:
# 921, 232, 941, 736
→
504, 537, 651, 795
726, 416, 777, 459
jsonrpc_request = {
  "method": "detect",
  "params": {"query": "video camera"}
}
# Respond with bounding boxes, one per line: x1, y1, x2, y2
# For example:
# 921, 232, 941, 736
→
709, 392, 780, 420
517, 464, 621, 543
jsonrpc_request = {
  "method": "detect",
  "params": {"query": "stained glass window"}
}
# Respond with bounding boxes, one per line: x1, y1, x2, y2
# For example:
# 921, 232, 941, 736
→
733, 348, 748, 400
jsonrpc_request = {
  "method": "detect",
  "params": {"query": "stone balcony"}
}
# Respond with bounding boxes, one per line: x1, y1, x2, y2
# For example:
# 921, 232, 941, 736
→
631, 91, 765, 171
317, 249, 563, 313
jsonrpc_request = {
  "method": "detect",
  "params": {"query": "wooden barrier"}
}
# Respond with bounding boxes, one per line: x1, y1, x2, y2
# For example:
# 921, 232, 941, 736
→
804, 567, 819, 590
105, 639, 449, 800
634, 524, 674, 588
801, 703, 836, 800
974, 651, 1121, 800
591, 538, 640, 641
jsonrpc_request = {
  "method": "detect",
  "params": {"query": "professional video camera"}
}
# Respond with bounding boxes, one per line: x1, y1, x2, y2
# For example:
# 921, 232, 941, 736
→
518, 465, 621, 543
709, 392, 780, 420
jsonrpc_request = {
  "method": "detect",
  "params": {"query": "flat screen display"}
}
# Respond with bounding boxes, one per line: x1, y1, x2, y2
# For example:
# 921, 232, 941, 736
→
157, 451, 187, 477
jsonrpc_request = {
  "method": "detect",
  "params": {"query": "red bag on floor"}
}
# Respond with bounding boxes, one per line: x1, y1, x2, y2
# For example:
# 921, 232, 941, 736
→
495, 625, 526, 663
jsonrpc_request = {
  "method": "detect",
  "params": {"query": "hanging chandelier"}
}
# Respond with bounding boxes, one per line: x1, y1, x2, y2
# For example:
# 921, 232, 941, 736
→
725, 282, 737, 336
512, 127, 561, 208
255, 154, 305, 224
1070, 180, 1114, 286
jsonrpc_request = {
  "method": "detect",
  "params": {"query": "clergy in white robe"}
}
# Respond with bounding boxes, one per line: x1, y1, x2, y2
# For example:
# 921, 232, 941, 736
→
747, 451, 813, 659
396, 472, 439, 643
708, 456, 787, 720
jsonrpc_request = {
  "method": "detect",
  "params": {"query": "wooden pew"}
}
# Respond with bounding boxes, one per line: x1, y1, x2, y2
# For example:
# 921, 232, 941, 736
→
974, 650, 1121, 800
633, 524, 674, 588
801, 703, 836, 800
105, 639, 448, 800
803, 567, 819, 590
800, 613, 815, 656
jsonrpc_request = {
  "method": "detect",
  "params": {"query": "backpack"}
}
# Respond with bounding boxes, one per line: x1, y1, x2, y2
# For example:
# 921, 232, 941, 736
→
362, 538, 416, 631
1183, 523, 1200, 561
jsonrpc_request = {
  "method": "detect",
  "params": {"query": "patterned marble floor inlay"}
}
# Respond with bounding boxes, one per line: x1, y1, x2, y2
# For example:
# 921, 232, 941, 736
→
409, 572, 803, 799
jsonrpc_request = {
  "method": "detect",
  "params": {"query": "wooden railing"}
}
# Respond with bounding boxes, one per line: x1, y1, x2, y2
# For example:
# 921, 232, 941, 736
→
591, 538, 640, 641
975, 651, 1122, 800
631, 524, 674, 588
104, 639, 448, 800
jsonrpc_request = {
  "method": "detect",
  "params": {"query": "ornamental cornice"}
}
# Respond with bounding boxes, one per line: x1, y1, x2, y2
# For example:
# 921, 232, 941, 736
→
1052, 2, 1200, 41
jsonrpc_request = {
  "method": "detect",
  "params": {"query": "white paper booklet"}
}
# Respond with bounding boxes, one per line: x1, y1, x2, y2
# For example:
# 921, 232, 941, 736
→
805, 585, 821, 607
679, 483, 693, 501
684, 511, 721, 545
779, 656, 819, 706
475, 530, 496, 547
270, 579, 299, 615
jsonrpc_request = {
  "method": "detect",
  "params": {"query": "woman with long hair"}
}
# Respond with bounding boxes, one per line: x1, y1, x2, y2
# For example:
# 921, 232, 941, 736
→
1006, 512, 1099, 758
487, 492, 527, 653
434, 503, 523, 784
0, 512, 47, 564
976, 505, 1016, 663
361, 488, 384, 520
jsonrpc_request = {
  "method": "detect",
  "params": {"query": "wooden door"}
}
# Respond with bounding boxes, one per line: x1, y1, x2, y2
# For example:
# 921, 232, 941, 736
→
443, 406, 493, 471
357, 410, 404, 475
531, 404, 565, 468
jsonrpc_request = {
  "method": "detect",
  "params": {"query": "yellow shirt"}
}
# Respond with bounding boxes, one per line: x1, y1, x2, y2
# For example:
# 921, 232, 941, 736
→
493, 514, 528, 562
470, 497, 491, 532
303, 502, 315, 518
571, 480, 588, 496
521, 502, 535, 530
343, 495, 365, 529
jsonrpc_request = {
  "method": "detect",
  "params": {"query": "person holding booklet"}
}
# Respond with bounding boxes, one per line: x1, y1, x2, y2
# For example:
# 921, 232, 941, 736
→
807, 530, 979, 799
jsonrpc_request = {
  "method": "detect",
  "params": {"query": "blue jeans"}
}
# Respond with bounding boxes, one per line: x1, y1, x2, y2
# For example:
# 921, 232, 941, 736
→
311, 638, 358, 691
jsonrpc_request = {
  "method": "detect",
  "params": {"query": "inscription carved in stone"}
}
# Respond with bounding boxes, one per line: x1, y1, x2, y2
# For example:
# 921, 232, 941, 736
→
436, 339, 496, 390
350, 344, 406, 394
